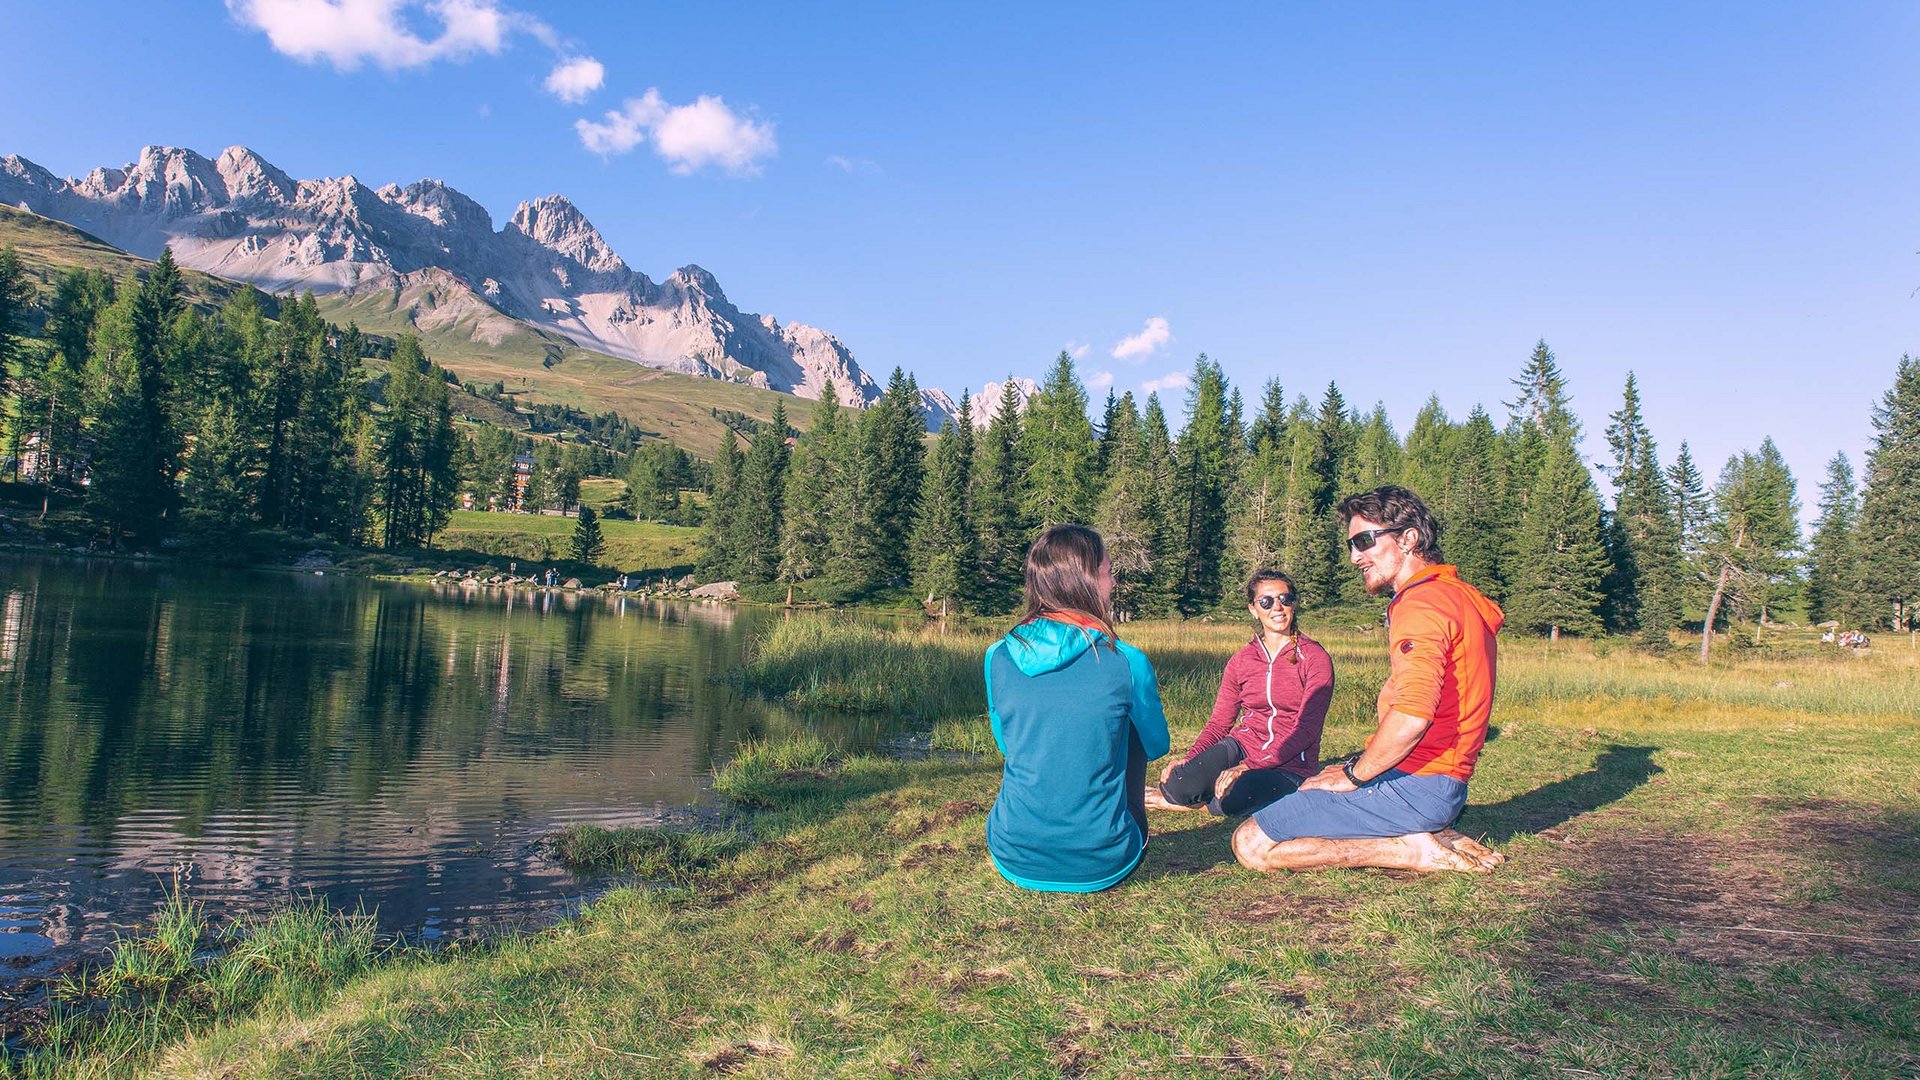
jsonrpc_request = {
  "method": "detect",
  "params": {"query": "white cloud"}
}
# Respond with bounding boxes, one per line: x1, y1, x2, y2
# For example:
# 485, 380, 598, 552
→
578, 90, 776, 175
543, 55, 603, 103
1065, 341, 1091, 360
1112, 316, 1171, 362
1086, 370, 1114, 391
1141, 371, 1190, 395
826, 154, 879, 174
227, 0, 513, 71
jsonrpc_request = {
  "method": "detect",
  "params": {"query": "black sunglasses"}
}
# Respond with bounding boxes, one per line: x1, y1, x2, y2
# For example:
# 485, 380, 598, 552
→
1347, 527, 1405, 553
1255, 593, 1298, 609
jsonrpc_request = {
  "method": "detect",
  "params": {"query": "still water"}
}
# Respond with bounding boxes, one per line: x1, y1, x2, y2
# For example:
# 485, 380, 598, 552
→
0, 555, 880, 1000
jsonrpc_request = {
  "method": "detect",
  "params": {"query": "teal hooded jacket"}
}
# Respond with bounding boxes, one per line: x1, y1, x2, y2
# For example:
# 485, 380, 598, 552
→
984, 618, 1171, 892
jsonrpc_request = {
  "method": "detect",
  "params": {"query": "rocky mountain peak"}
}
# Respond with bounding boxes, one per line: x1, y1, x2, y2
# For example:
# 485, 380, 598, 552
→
72, 145, 225, 214
666, 264, 725, 300
214, 145, 295, 205
507, 195, 624, 274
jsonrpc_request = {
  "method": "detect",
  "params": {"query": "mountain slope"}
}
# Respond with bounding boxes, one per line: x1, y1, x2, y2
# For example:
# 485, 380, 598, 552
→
0, 144, 937, 421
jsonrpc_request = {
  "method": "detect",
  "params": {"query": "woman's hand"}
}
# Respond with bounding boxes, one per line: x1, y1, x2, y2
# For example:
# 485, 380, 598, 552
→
1214, 763, 1250, 799
1159, 759, 1181, 785
1297, 763, 1356, 793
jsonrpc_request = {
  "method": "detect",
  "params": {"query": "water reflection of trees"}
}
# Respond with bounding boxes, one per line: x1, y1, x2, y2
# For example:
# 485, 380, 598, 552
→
0, 560, 787, 835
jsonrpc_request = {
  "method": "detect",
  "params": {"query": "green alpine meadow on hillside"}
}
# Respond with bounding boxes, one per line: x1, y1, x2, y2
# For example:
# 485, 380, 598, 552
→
6, 619, 1915, 1078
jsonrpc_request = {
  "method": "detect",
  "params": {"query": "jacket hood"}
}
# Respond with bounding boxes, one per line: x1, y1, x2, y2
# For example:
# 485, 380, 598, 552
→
1405, 565, 1505, 634
1000, 617, 1107, 676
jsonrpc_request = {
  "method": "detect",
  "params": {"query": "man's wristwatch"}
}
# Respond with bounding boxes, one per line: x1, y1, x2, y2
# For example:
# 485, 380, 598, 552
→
1341, 753, 1364, 786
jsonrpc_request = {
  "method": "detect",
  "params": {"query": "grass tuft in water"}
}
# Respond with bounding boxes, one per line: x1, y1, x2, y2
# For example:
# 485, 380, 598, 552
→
549, 824, 746, 884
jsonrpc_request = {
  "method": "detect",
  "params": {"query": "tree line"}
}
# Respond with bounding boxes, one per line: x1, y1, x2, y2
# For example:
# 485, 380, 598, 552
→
0, 247, 617, 550
695, 342, 1920, 644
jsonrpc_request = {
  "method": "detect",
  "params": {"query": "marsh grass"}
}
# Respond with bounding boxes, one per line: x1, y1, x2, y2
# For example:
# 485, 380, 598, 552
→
7, 890, 381, 1079
18, 616, 1920, 1078
549, 825, 746, 885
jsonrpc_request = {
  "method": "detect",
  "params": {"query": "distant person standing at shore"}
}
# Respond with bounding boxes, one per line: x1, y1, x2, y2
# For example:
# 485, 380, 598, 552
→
1147, 569, 1333, 816
1233, 485, 1507, 874
984, 525, 1171, 892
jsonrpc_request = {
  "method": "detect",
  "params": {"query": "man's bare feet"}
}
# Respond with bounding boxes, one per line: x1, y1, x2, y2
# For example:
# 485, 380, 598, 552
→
1143, 786, 1192, 812
1435, 828, 1506, 870
1401, 831, 1493, 874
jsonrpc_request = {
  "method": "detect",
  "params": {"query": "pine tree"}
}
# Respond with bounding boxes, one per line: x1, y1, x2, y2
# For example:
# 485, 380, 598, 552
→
0, 247, 36, 481
1503, 338, 1581, 494
970, 379, 1031, 611
1018, 351, 1098, 529
1336, 403, 1402, 605
181, 397, 258, 529
1248, 379, 1288, 455
698, 432, 745, 580
83, 291, 176, 542
627, 440, 691, 521
911, 416, 977, 614
734, 400, 791, 583
1805, 453, 1861, 626
1699, 440, 1801, 656
1505, 442, 1609, 640
1446, 407, 1507, 599
1667, 440, 1711, 612
1276, 397, 1336, 610
1399, 395, 1453, 501
1132, 393, 1180, 616
1222, 417, 1290, 598
1171, 356, 1234, 613
856, 368, 927, 589
1600, 373, 1683, 646
570, 503, 607, 564
780, 383, 844, 591
1096, 392, 1158, 617
376, 336, 457, 548
1856, 355, 1920, 631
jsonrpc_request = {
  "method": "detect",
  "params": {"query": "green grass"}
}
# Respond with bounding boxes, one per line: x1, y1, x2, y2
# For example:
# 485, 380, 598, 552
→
14, 619, 1920, 1078
549, 825, 746, 886
432, 508, 699, 573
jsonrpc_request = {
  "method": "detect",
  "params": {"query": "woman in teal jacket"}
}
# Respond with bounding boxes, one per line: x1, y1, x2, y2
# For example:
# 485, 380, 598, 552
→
985, 524, 1171, 892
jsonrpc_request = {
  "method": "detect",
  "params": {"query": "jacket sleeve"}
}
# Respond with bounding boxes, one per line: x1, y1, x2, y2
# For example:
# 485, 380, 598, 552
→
1186, 660, 1242, 760
1117, 642, 1171, 759
1387, 599, 1453, 722
1269, 642, 1334, 767
984, 642, 1009, 756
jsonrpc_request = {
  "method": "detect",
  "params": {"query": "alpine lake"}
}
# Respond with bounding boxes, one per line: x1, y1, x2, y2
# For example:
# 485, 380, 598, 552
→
0, 554, 898, 1016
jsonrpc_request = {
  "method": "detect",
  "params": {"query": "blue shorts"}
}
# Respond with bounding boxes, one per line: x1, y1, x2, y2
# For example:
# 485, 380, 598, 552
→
1252, 769, 1468, 842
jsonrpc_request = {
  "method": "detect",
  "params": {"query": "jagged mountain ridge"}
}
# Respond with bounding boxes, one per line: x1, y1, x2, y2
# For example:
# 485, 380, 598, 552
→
0, 144, 975, 430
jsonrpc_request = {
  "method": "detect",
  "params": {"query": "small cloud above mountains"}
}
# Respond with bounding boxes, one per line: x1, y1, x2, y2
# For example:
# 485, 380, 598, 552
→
543, 55, 604, 103
230, 0, 774, 177
578, 92, 777, 176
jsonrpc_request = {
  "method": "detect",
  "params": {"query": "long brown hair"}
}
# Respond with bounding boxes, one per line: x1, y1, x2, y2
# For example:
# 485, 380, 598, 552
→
1015, 524, 1117, 647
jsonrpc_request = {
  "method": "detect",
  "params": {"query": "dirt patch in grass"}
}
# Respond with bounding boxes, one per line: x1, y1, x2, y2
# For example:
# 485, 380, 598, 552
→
1526, 797, 1920, 1035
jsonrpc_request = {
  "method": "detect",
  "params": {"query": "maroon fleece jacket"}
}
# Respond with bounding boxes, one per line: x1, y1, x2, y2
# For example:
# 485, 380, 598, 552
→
1184, 634, 1334, 777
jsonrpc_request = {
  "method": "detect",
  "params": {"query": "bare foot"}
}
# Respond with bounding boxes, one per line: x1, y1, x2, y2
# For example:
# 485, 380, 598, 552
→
1401, 832, 1492, 874
1436, 828, 1507, 870
1144, 786, 1192, 812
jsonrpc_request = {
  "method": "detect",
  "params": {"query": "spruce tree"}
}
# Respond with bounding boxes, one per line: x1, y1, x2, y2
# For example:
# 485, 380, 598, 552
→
858, 369, 927, 589
780, 383, 843, 591
1096, 392, 1159, 616
911, 416, 977, 614
697, 432, 745, 580
1667, 440, 1711, 612
1856, 356, 1920, 631
1336, 404, 1403, 604
1445, 407, 1507, 600
1505, 442, 1609, 640
1276, 398, 1336, 610
1171, 356, 1234, 613
734, 401, 791, 583
1248, 379, 1288, 456
1132, 393, 1180, 616
1806, 452, 1861, 626
84, 291, 175, 542
570, 503, 607, 564
1600, 373, 1683, 646
1699, 440, 1801, 655
181, 398, 258, 529
1399, 395, 1453, 501
376, 336, 456, 548
970, 379, 1031, 611
1018, 351, 1098, 529
0, 248, 34, 481
1222, 417, 1290, 599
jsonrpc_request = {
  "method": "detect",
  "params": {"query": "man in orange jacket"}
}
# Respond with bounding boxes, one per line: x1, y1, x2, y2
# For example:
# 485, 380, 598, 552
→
1233, 485, 1508, 874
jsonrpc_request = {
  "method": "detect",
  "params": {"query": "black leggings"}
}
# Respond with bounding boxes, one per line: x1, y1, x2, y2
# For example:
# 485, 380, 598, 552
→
1159, 739, 1303, 817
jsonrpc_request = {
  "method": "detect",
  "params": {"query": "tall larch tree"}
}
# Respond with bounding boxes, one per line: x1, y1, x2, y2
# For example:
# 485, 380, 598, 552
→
697, 431, 745, 580
970, 379, 1030, 611
779, 382, 844, 592
1445, 406, 1508, 601
1171, 356, 1234, 613
911, 409, 977, 615
1805, 452, 1861, 627
1019, 351, 1098, 529
734, 400, 791, 583
1601, 373, 1683, 646
1856, 356, 1920, 631
1505, 442, 1609, 640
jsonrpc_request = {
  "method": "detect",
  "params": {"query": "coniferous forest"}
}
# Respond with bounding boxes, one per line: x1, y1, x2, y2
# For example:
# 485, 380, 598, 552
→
4, 247, 1918, 641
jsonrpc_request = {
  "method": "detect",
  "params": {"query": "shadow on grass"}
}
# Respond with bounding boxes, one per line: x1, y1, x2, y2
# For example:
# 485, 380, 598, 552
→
1463, 744, 1662, 844
1133, 817, 1238, 880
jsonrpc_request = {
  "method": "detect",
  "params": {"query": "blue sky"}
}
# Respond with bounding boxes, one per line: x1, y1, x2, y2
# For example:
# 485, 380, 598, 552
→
6, 2, 1919, 522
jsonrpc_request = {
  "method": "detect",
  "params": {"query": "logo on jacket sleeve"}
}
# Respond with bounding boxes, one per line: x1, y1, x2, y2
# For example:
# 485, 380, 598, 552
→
1399, 639, 1415, 654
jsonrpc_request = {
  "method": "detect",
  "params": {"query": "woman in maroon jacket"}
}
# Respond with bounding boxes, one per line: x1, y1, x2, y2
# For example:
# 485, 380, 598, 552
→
1146, 570, 1335, 816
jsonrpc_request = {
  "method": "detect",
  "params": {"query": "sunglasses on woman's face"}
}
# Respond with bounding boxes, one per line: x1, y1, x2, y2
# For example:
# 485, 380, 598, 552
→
1255, 593, 1298, 610
1347, 527, 1404, 553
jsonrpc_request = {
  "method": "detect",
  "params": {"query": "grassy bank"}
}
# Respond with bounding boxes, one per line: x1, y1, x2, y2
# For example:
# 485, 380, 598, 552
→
11, 621, 1918, 1077
431, 509, 699, 574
